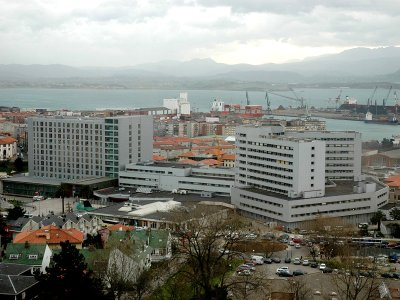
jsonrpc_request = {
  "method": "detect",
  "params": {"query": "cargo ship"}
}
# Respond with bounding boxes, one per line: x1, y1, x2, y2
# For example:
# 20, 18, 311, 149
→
364, 111, 398, 125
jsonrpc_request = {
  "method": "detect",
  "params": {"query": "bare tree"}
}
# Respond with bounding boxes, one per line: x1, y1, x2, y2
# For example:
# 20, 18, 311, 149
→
167, 204, 253, 299
286, 278, 313, 300
328, 257, 379, 300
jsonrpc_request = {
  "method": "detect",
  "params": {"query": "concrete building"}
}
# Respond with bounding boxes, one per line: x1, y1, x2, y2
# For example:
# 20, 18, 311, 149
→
119, 161, 234, 196
163, 92, 191, 116
231, 124, 388, 228
27, 115, 153, 179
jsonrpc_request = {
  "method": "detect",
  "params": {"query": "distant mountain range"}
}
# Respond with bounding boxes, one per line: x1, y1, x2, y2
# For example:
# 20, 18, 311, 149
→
1, 46, 400, 89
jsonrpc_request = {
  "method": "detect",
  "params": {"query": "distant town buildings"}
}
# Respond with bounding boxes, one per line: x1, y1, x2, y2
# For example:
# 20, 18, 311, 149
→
27, 115, 153, 179
163, 92, 191, 116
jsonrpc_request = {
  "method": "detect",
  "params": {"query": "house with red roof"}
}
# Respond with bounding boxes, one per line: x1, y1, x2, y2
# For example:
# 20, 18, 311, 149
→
13, 225, 84, 249
0, 135, 17, 161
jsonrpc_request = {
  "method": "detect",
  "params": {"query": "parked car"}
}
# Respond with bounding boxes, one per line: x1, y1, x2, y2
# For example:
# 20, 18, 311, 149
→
382, 273, 394, 278
293, 269, 307, 276
319, 263, 327, 270
276, 267, 289, 275
310, 261, 318, 268
272, 257, 281, 263
293, 258, 301, 265
237, 269, 252, 276
392, 273, 400, 279
323, 267, 333, 273
302, 259, 310, 266
289, 240, 295, 246
279, 270, 293, 277
264, 258, 273, 264
284, 257, 292, 263
245, 233, 257, 240
295, 243, 301, 249
237, 264, 255, 271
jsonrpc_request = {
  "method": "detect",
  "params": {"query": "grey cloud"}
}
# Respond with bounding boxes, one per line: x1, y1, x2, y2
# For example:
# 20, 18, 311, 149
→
194, 0, 400, 16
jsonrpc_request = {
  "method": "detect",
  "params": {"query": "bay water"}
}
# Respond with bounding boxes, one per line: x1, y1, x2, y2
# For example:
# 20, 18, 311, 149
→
0, 87, 398, 141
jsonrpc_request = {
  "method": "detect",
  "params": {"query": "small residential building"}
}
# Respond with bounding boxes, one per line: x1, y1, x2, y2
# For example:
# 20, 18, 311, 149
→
385, 175, 400, 204
131, 230, 172, 261
3, 243, 52, 274
13, 225, 84, 249
0, 136, 17, 161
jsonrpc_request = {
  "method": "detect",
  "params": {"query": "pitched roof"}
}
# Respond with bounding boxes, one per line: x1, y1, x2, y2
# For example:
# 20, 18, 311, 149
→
178, 159, 198, 165
221, 154, 235, 161
131, 230, 170, 249
13, 225, 84, 245
0, 275, 38, 296
386, 175, 400, 187
198, 159, 222, 166
3, 244, 47, 266
0, 136, 17, 145
179, 151, 196, 158
109, 224, 135, 231
0, 263, 33, 276
152, 154, 166, 161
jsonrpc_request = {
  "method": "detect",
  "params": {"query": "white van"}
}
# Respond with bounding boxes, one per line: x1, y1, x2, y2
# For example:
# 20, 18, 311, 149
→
251, 255, 264, 265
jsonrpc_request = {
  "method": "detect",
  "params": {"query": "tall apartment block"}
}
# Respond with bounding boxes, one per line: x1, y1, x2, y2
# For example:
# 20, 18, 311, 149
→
27, 116, 153, 180
232, 124, 388, 227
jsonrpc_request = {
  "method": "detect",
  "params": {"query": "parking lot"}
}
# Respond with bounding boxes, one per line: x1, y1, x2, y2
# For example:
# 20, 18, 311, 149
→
245, 245, 322, 279
4, 196, 77, 216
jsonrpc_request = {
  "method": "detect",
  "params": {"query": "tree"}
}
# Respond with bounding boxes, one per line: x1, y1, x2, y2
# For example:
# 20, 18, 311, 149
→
164, 204, 264, 300
390, 208, 400, 220
36, 241, 107, 300
14, 157, 24, 172
6, 205, 25, 220
329, 257, 379, 300
55, 184, 69, 215
90, 233, 153, 300
370, 210, 386, 231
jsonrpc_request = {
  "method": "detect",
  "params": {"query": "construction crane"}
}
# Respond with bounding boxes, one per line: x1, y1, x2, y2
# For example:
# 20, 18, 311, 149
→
335, 89, 342, 108
265, 91, 272, 115
367, 86, 378, 107
383, 86, 393, 107
266, 89, 306, 108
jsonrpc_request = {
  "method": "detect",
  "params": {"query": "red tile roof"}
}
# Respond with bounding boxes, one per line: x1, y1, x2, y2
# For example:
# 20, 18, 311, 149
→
109, 224, 135, 231
13, 225, 84, 245
152, 154, 166, 161
386, 175, 400, 187
198, 159, 222, 166
0, 136, 17, 145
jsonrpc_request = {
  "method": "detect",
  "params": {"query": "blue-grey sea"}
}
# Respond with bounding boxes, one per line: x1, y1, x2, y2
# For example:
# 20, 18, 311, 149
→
0, 87, 398, 141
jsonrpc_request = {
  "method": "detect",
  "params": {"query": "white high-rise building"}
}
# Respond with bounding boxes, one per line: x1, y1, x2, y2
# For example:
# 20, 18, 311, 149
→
163, 92, 191, 116
27, 115, 153, 180
232, 124, 388, 227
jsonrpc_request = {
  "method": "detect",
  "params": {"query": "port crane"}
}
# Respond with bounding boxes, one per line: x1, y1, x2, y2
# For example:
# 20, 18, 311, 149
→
246, 91, 250, 105
266, 89, 306, 109
383, 86, 393, 107
266, 90, 310, 119
367, 86, 378, 108
265, 91, 272, 115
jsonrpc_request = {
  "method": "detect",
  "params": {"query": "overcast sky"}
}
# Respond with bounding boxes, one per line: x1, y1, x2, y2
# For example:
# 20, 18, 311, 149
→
1, 0, 399, 67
